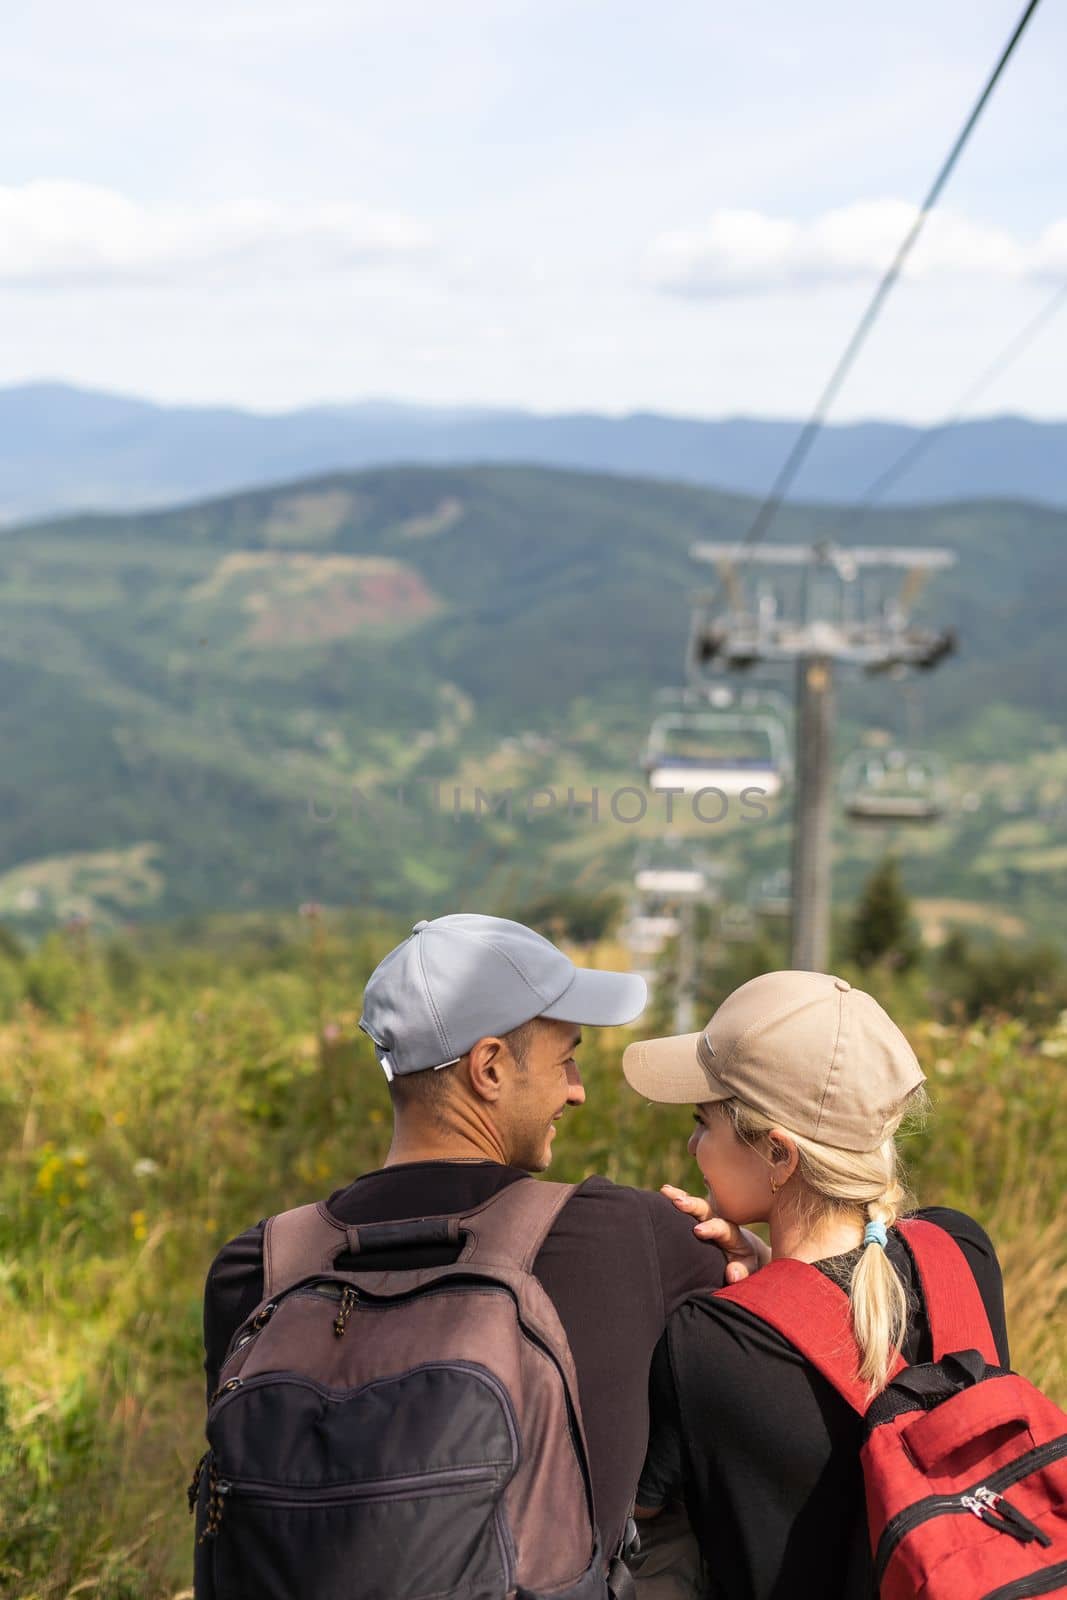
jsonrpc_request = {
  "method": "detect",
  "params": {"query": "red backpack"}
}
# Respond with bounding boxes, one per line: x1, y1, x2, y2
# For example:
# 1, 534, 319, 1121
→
716, 1219, 1067, 1599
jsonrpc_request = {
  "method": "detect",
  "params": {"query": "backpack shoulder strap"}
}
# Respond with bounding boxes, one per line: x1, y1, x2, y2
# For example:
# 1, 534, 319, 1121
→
895, 1218, 1000, 1365
458, 1177, 578, 1270
262, 1200, 347, 1299
715, 1257, 906, 1416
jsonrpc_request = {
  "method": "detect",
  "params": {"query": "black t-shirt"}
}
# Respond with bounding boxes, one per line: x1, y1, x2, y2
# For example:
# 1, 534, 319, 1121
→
638, 1207, 1010, 1600
202, 1160, 725, 1557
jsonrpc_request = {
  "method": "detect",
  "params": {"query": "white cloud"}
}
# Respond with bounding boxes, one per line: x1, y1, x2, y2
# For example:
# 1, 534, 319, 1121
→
1032, 220, 1067, 278
645, 200, 1067, 297
0, 182, 433, 289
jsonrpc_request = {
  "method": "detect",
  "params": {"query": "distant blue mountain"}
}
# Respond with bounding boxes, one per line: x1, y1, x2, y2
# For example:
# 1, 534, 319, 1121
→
2, 381, 1066, 522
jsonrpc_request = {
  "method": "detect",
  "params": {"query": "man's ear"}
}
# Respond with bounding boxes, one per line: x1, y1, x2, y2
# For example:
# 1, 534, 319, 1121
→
466, 1036, 507, 1103
767, 1130, 800, 1182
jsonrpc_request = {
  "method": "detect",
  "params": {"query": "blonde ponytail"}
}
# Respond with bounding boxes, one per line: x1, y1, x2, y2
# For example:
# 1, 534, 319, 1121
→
722, 1089, 928, 1397
849, 1182, 910, 1394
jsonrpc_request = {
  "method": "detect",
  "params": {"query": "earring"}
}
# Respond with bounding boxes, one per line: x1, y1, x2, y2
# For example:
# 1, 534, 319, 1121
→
770, 1176, 780, 1195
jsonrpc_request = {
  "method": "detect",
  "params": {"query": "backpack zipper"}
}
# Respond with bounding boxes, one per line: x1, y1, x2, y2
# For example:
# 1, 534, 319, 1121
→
199, 1464, 501, 1539
873, 1433, 1067, 1587
217, 1283, 340, 1376
207, 1360, 521, 1446
981, 1560, 1067, 1600
223, 1464, 499, 1504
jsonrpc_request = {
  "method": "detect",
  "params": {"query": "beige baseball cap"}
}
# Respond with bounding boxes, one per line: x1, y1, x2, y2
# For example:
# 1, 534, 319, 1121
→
622, 970, 926, 1153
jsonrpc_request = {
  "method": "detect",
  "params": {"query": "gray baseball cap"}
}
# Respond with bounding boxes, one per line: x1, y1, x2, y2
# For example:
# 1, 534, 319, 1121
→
359, 913, 647, 1079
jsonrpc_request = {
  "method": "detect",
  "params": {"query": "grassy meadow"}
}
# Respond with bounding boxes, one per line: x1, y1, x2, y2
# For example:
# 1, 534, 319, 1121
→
1, 914, 1065, 1598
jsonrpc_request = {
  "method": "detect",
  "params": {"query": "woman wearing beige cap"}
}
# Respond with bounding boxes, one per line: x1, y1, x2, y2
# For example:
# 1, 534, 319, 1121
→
624, 970, 1009, 1599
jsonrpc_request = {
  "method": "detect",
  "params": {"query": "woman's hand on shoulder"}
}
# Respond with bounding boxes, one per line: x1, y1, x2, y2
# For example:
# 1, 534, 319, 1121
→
661, 1184, 771, 1283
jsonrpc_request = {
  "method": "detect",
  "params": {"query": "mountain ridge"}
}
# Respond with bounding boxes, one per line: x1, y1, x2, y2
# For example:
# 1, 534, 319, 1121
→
4, 381, 1067, 522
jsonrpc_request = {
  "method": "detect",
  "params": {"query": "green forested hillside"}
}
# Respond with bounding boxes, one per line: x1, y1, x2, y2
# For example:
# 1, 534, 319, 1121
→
1, 464, 1064, 938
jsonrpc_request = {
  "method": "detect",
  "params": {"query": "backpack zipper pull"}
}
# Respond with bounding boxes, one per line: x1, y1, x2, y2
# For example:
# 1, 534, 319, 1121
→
187, 1450, 209, 1514
975, 1487, 1052, 1548
961, 1492, 1015, 1537
962, 1487, 1045, 1545
207, 1375, 242, 1408
252, 1300, 277, 1330
333, 1285, 358, 1338
198, 1460, 231, 1543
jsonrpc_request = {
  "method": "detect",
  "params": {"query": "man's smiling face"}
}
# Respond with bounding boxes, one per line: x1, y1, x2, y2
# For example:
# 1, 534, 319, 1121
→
503, 1017, 587, 1171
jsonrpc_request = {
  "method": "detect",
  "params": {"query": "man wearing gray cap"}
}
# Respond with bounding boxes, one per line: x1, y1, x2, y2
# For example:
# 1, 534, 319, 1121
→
202, 914, 735, 1572
357, 912, 650, 1172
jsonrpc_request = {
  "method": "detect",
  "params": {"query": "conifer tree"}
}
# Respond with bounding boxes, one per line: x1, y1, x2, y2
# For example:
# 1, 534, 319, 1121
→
847, 857, 921, 971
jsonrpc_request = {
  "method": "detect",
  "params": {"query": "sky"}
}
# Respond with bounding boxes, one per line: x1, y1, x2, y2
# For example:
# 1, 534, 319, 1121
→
3, 0, 1066, 421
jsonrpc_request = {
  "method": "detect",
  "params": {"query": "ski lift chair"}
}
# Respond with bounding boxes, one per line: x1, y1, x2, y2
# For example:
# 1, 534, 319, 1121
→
626, 913, 681, 947
719, 904, 759, 943
623, 924, 675, 960
748, 869, 792, 919
632, 840, 712, 899
841, 748, 947, 824
633, 865, 707, 896
642, 712, 788, 797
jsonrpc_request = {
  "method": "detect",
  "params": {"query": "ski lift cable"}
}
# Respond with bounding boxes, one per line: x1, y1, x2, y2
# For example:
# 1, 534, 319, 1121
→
739, 0, 1045, 551
846, 276, 1067, 516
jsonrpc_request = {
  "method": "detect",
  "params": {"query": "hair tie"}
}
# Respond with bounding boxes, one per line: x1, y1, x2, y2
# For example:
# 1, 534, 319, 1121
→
863, 1220, 888, 1249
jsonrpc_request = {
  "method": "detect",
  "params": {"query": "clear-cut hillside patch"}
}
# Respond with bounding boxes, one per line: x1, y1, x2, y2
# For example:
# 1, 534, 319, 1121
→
393, 495, 465, 539
188, 550, 442, 644
260, 488, 362, 547
0, 842, 165, 929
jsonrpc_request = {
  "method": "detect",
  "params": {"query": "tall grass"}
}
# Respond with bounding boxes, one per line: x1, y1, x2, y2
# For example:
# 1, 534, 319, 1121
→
0, 920, 1064, 1597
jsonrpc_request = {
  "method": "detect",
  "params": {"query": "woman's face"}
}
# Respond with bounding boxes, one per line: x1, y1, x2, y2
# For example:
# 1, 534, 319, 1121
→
687, 1102, 773, 1225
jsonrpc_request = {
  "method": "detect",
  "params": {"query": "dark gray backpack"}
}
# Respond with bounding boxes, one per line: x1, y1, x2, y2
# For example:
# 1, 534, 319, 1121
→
190, 1178, 625, 1600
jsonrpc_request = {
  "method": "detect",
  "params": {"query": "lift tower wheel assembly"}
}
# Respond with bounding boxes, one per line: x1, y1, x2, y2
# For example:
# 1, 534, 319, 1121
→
687, 541, 957, 971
